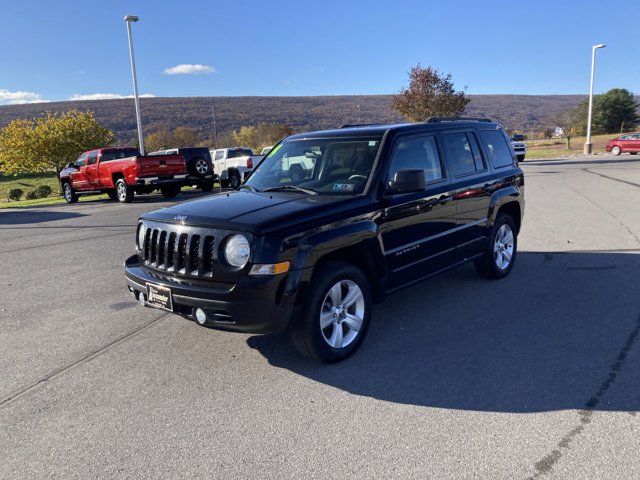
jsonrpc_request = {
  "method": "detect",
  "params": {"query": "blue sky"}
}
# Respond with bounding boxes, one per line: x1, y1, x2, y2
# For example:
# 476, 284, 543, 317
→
1, 0, 638, 104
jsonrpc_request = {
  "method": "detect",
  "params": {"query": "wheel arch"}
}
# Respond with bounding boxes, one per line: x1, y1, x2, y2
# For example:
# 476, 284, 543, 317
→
488, 187, 523, 234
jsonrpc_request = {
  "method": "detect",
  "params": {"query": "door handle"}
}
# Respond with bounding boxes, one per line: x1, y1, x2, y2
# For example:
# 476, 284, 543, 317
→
483, 182, 497, 192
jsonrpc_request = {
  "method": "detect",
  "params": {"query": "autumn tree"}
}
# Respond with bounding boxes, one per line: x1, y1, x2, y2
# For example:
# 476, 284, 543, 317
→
144, 127, 200, 152
0, 110, 114, 175
392, 65, 470, 122
230, 123, 294, 151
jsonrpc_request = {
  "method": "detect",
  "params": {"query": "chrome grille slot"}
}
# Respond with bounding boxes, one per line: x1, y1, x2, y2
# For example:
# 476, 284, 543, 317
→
138, 222, 229, 280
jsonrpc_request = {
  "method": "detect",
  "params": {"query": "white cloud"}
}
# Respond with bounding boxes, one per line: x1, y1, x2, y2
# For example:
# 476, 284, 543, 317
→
163, 64, 215, 75
68, 93, 156, 101
0, 89, 49, 105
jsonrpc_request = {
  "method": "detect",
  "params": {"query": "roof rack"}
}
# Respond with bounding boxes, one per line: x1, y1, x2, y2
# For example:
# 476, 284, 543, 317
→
426, 117, 492, 123
339, 123, 386, 129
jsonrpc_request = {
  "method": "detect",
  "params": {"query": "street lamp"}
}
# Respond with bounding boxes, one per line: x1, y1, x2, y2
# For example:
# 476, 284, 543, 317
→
124, 14, 145, 155
584, 43, 606, 155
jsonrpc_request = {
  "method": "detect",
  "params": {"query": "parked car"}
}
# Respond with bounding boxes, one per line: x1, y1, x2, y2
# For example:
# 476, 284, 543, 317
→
510, 136, 527, 162
59, 147, 187, 203
147, 147, 216, 191
605, 133, 640, 156
125, 119, 524, 362
209, 147, 255, 188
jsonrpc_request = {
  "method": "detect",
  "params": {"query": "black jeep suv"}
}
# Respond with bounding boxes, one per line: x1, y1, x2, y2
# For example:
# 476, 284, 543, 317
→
125, 119, 524, 362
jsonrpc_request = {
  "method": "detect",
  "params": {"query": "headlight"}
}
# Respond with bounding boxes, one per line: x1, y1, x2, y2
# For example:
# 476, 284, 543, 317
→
137, 223, 146, 251
224, 234, 250, 268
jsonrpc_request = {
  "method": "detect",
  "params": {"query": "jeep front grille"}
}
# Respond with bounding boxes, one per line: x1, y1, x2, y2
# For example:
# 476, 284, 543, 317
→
141, 224, 216, 278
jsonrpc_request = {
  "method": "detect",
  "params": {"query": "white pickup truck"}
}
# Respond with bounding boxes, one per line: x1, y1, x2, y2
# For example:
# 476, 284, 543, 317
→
209, 147, 256, 188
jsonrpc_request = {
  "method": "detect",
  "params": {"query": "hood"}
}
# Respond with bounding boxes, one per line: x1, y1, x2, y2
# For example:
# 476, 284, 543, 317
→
141, 190, 363, 234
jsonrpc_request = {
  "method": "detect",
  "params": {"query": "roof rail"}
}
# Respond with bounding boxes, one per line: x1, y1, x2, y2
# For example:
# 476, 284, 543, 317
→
339, 123, 385, 129
426, 117, 492, 123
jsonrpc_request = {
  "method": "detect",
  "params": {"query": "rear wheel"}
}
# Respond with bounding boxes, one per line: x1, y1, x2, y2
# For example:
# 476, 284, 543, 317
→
229, 170, 241, 189
200, 181, 214, 192
115, 179, 134, 203
220, 176, 230, 188
160, 185, 181, 198
107, 190, 117, 201
475, 213, 518, 279
291, 262, 372, 362
517, 155, 525, 162
62, 182, 78, 203
612, 146, 622, 156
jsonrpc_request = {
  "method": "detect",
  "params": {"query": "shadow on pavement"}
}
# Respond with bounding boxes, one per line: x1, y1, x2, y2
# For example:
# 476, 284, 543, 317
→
248, 251, 640, 413
0, 210, 86, 225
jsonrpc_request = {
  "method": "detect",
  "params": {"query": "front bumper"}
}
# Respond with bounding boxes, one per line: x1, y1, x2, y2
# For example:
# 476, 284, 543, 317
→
124, 255, 297, 334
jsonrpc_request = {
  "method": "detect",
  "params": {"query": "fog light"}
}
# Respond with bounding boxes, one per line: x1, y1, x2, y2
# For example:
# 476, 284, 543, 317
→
195, 308, 207, 325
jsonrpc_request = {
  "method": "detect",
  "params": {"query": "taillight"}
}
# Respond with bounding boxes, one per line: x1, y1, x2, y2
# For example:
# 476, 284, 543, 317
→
246, 158, 253, 169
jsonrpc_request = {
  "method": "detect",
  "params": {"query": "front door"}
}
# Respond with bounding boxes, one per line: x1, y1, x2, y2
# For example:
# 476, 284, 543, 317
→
84, 150, 100, 189
70, 153, 89, 190
379, 133, 457, 291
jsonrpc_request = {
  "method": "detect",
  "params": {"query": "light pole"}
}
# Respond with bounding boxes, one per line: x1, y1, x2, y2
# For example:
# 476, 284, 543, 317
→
124, 14, 145, 155
584, 43, 606, 155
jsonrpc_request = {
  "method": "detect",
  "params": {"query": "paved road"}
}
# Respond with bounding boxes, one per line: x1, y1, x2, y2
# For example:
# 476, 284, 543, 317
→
1, 155, 639, 479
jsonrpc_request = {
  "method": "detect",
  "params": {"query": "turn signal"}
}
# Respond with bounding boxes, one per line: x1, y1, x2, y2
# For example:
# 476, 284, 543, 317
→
249, 261, 290, 275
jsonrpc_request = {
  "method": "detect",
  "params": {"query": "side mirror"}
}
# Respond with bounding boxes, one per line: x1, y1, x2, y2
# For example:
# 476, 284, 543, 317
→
387, 169, 425, 194
66, 162, 76, 169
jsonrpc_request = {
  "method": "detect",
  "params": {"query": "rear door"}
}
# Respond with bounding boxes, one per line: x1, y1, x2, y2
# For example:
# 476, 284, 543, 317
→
439, 129, 496, 260
630, 134, 640, 152
379, 133, 458, 290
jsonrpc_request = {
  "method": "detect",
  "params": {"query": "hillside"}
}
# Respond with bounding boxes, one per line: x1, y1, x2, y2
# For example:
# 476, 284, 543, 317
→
0, 94, 624, 145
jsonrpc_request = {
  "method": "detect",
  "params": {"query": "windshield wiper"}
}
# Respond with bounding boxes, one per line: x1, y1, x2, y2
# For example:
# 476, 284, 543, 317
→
263, 185, 318, 195
239, 184, 260, 193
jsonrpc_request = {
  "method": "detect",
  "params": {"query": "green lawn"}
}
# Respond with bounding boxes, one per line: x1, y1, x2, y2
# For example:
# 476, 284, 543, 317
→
526, 133, 612, 159
0, 173, 107, 209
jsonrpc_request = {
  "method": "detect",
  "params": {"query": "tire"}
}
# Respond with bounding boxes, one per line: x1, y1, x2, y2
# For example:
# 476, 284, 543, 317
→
220, 177, 230, 189
200, 181, 214, 192
517, 155, 525, 162
62, 182, 78, 204
115, 179, 134, 203
475, 213, 518, 279
107, 190, 117, 201
291, 261, 372, 362
229, 170, 241, 190
612, 146, 622, 156
190, 157, 211, 177
160, 185, 181, 199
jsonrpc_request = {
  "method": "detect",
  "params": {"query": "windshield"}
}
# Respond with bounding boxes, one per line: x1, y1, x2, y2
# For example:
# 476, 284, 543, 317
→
245, 136, 382, 195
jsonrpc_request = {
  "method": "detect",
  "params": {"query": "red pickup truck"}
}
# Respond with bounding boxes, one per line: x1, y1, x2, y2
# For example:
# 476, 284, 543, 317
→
59, 147, 188, 203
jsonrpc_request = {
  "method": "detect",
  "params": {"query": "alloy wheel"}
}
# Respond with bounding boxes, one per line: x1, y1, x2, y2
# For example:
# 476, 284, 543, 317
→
117, 182, 126, 201
320, 280, 365, 349
195, 159, 209, 175
494, 224, 514, 270
64, 184, 71, 201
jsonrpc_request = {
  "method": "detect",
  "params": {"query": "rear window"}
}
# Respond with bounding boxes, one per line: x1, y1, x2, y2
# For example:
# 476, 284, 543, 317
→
102, 148, 140, 162
228, 149, 253, 158
481, 130, 514, 168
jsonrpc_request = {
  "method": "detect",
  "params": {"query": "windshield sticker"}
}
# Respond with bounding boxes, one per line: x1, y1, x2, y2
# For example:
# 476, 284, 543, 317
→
267, 144, 283, 157
333, 183, 355, 192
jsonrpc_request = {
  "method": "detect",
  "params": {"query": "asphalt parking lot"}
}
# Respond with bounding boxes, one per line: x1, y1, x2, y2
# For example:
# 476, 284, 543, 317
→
1, 155, 639, 479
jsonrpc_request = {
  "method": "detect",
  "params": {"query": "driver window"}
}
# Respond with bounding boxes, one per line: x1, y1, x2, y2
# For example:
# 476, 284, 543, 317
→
387, 135, 443, 184
75, 153, 87, 167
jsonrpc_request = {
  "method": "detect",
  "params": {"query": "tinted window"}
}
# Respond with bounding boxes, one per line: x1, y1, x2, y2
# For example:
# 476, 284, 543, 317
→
214, 150, 224, 160
387, 135, 443, 185
87, 151, 98, 165
228, 148, 253, 158
481, 130, 514, 168
442, 132, 483, 176
75, 153, 87, 167
102, 149, 139, 162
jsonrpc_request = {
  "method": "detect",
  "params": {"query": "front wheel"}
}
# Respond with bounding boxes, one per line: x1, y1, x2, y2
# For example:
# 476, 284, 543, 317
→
291, 262, 372, 362
62, 182, 78, 203
160, 185, 181, 198
475, 214, 518, 279
612, 146, 622, 156
229, 170, 241, 190
200, 181, 214, 192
